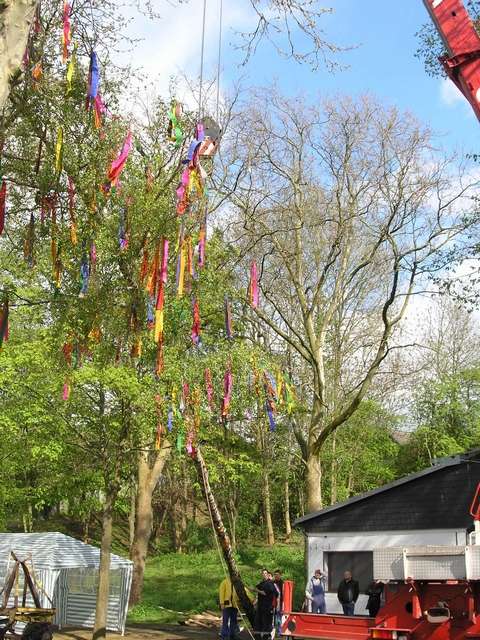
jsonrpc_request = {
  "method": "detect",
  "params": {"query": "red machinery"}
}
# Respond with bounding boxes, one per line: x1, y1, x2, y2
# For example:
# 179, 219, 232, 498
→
280, 485, 480, 640
281, 579, 480, 640
423, 0, 480, 121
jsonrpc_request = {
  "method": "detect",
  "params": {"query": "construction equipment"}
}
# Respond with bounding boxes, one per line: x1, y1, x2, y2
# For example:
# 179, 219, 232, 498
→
423, 0, 480, 121
280, 483, 480, 640
0, 552, 54, 640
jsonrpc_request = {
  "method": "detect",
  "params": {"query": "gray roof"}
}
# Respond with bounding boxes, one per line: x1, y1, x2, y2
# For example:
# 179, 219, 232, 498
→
294, 449, 480, 528
0, 532, 132, 569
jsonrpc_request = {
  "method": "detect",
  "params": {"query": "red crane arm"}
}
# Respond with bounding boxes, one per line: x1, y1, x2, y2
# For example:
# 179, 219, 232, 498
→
423, 0, 480, 121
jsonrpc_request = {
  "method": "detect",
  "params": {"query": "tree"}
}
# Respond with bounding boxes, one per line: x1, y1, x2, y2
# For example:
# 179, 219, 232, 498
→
0, 0, 38, 110
401, 368, 480, 471
222, 89, 478, 510
320, 400, 400, 504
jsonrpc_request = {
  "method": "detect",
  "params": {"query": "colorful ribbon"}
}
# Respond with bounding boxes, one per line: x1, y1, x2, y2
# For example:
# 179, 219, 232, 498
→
205, 368, 214, 410
167, 101, 183, 147
55, 127, 63, 177
79, 249, 90, 297
86, 51, 100, 108
221, 367, 233, 419
198, 226, 206, 268
106, 131, 132, 189
0, 180, 6, 236
191, 298, 201, 345
62, 2, 71, 63
0, 299, 9, 348
248, 261, 259, 308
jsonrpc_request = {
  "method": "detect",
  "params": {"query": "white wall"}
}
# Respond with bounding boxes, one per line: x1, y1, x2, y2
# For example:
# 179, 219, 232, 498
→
305, 529, 467, 615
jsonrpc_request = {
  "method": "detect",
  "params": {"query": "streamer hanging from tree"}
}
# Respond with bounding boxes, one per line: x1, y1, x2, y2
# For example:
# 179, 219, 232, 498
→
248, 261, 259, 308
79, 248, 90, 298
0, 299, 9, 348
167, 101, 183, 147
191, 298, 201, 345
0, 180, 6, 236
55, 127, 63, 177
66, 50, 75, 95
104, 131, 132, 192
86, 51, 100, 109
62, 1, 71, 63
221, 366, 233, 419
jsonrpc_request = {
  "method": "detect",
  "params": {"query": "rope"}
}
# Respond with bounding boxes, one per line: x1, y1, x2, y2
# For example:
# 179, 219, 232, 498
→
199, 454, 256, 640
198, 0, 208, 121
215, 0, 223, 123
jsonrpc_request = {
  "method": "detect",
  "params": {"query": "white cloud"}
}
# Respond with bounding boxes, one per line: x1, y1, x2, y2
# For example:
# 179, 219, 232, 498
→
439, 77, 476, 121
121, 0, 255, 106
439, 77, 465, 107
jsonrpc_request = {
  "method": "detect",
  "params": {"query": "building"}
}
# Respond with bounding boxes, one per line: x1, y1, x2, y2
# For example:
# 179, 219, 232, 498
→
294, 449, 480, 614
0, 532, 132, 633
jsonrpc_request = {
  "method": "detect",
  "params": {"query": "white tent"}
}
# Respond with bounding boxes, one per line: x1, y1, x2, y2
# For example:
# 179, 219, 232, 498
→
0, 532, 132, 634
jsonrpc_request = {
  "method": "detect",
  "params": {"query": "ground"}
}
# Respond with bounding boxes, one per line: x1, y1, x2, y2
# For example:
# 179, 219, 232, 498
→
55, 625, 221, 640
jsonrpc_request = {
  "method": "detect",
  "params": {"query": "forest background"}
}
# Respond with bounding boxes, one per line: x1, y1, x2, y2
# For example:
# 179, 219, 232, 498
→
1, 0, 480, 635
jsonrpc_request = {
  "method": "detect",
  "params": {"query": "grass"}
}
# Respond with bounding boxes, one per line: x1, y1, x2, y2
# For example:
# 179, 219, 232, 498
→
128, 541, 306, 626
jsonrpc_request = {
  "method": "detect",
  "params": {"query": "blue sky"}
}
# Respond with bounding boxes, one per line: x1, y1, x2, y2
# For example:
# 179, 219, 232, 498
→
130, 1, 478, 152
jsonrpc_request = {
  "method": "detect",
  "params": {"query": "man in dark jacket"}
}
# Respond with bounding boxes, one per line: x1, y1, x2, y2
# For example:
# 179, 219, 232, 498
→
253, 569, 277, 638
337, 571, 359, 616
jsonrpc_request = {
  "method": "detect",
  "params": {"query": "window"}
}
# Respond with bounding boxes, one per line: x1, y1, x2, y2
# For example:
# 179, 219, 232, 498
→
67, 569, 121, 595
326, 551, 373, 593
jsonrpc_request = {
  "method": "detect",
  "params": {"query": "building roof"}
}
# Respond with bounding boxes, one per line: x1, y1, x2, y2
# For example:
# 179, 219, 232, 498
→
0, 532, 132, 569
295, 449, 480, 530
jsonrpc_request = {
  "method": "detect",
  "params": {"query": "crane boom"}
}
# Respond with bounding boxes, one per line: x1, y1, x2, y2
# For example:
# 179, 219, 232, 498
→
423, 0, 480, 121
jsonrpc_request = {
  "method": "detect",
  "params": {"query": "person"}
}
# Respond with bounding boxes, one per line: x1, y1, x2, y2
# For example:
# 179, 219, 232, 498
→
253, 569, 277, 638
273, 569, 284, 634
219, 576, 240, 640
366, 581, 383, 617
305, 568, 327, 614
337, 571, 359, 616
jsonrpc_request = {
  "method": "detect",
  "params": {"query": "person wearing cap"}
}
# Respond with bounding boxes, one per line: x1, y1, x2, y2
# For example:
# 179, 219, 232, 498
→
305, 568, 327, 614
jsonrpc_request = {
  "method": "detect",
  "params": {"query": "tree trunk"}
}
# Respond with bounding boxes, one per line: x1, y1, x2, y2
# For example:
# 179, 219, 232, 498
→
192, 447, 255, 626
22, 504, 33, 533
129, 440, 171, 606
306, 452, 322, 512
83, 515, 90, 544
284, 478, 292, 542
92, 491, 115, 640
0, 1, 38, 110
263, 470, 275, 545
129, 482, 136, 551
180, 460, 188, 550
330, 433, 337, 505
298, 485, 305, 516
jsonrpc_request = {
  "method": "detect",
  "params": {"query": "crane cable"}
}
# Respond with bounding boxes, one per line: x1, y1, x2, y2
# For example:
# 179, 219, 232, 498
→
198, 0, 223, 123
198, 0, 207, 121
215, 0, 223, 123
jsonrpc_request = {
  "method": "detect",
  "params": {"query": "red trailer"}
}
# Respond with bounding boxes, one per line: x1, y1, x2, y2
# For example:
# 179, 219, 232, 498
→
281, 579, 480, 640
280, 485, 480, 640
